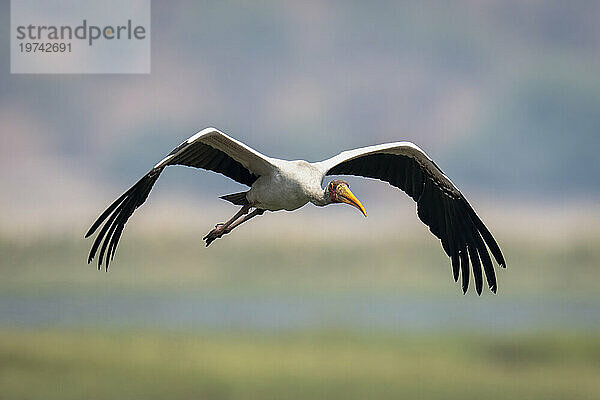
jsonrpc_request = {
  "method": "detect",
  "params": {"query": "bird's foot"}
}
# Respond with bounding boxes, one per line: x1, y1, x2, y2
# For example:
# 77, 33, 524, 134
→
203, 225, 225, 247
203, 224, 232, 247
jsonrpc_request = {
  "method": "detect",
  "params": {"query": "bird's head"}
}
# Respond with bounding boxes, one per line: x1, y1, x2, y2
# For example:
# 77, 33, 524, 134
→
326, 180, 367, 217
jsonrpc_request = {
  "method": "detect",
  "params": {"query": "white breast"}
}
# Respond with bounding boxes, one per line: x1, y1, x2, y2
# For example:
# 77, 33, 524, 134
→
246, 160, 324, 211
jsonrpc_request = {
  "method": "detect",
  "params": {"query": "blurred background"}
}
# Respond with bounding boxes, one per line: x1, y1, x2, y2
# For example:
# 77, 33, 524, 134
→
1, 1, 600, 399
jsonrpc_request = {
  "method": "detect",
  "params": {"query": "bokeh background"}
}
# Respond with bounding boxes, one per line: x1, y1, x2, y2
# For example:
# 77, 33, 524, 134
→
1, 1, 600, 399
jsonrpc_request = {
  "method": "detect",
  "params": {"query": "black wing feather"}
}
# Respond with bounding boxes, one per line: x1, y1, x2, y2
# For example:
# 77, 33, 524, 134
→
327, 152, 505, 294
86, 168, 162, 270
459, 247, 470, 294
86, 135, 261, 269
468, 244, 483, 295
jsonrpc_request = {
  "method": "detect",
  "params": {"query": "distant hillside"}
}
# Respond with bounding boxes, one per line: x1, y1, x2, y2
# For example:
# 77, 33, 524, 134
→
2, 0, 599, 199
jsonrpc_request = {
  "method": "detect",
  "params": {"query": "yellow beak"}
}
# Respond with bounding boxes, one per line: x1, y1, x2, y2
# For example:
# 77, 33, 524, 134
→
338, 185, 367, 217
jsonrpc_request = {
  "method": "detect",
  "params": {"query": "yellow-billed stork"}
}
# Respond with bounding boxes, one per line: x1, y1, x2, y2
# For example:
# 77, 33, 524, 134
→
86, 127, 506, 294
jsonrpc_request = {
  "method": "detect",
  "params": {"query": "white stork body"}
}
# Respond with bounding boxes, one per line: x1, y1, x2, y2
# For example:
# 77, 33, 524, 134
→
86, 127, 506, 295
248, 160, 326, 211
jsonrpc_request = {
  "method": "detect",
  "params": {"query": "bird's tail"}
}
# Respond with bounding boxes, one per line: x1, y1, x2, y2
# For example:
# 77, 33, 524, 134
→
219, 191, 250, 206
85, 167, 163, 270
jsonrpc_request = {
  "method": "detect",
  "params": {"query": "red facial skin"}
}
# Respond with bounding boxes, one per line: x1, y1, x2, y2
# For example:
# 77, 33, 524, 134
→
327, 180, 348, 203
328, 182, 336, 202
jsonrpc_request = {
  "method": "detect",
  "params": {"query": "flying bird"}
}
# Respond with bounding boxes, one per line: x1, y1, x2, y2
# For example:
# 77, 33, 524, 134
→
86, 127, 506, 295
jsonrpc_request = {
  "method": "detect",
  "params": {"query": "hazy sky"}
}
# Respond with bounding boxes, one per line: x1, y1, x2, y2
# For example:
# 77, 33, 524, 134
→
2, 0, 599, 230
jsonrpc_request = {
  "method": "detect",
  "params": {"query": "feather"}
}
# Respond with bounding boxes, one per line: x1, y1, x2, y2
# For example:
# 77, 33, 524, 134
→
322, 142, 505, 294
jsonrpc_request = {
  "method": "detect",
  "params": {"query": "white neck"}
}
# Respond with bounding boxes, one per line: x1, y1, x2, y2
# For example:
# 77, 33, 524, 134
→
311, 187, 332, 207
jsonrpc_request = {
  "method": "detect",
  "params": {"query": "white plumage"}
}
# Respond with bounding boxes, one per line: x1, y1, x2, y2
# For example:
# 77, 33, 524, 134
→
87, 127, 506, 295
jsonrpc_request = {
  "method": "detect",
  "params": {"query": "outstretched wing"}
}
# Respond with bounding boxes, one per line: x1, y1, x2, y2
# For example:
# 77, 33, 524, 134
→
315, 142, 506, 295
85, 127, 275, 270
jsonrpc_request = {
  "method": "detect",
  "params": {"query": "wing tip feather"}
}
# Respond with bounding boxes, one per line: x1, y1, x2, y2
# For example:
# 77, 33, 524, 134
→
85, 170, 161, 270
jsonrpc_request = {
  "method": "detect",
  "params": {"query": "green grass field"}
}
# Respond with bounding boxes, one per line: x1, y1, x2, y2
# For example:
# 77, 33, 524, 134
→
1, 230, 599, 399
1, 329, 599, 400
2, 228, 599, 296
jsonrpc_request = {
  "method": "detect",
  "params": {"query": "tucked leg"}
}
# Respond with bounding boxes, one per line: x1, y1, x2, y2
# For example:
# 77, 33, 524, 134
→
222, 208, 265, 234
203, 205, 250, 246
